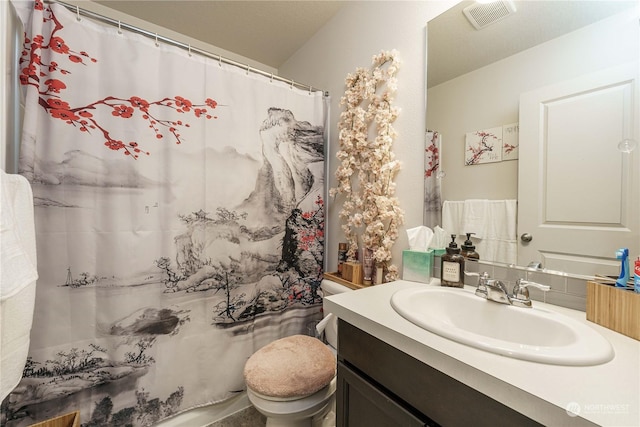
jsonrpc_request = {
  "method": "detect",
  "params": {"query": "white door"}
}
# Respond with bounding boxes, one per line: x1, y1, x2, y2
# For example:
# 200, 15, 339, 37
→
518, 62, 639, 277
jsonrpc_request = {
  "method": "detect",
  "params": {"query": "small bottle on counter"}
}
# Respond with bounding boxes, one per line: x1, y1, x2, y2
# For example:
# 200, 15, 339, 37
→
634, 257, 640, 293
461, 232, 480, 261
337, 243, 348, 277
363, 248, 374, 285
441, 234, 465, 288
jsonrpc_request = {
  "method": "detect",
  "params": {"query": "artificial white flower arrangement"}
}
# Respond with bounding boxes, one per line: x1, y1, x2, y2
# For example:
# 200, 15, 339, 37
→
330, 50, 404, 282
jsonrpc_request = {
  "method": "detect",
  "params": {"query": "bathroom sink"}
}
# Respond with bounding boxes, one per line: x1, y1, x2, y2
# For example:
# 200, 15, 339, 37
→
390, 287, 614, 366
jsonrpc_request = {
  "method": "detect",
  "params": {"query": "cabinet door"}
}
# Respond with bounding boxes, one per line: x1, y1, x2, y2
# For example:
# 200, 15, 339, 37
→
337, 362, 435, 427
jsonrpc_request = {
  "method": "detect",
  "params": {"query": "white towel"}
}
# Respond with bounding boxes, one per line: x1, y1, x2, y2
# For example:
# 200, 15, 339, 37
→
461, 199, 489, 239
1, 170, 37, 299
441, 199, 517, 265
441, 200, 464, 236
1, 169, 38, 401
467, 199, 517, 264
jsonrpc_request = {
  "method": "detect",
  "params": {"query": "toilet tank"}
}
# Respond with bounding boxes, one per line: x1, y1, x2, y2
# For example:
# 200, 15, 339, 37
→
320, 279, 352, 349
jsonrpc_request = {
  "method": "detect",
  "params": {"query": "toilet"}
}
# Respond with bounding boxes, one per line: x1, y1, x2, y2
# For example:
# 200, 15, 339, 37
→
243, 279, 351, 427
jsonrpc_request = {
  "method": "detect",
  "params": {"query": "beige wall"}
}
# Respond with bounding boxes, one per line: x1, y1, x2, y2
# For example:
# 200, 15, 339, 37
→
428, 10, 639, 202
282, 3, 639, 274
280, 1, 458, 273
1, 1, 22, 173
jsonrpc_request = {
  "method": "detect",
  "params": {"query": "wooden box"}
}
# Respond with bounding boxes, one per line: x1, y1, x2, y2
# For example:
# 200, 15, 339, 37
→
29, 411, 80, 427
341, 262, 363, 286
586, 281, 640, 341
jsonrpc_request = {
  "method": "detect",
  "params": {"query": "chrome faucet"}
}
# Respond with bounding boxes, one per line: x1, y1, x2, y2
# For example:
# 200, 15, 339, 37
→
485, 279, 512, 305
511, 278, 550, 307
472, 272, 550, 308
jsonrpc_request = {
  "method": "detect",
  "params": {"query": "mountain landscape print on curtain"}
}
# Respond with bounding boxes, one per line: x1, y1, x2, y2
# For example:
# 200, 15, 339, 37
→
3, 1, 326, 426
156, 108, 325, 322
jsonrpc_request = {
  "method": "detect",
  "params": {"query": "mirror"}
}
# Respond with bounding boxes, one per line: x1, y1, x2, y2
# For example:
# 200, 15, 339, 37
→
426, 0, 639, 277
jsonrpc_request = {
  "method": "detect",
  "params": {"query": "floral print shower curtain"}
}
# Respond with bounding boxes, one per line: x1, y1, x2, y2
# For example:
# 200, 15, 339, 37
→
2, 1, 327, 425
424, 131, 442, 228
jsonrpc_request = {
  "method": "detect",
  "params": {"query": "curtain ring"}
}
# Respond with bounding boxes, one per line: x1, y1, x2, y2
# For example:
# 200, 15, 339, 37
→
246, 64, 250, 75
155, 33, 159, 47
117, 21, 122, 35
270, 73, 274, 83
309, 85, 313, 95
290, 79, 294, 90
188, 44, 192, 57
76, 5, 81, 21
218, 55, 223, 67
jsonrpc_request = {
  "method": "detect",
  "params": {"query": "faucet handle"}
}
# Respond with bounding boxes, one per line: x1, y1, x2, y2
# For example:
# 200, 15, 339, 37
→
512, 279, 550, 300
471, 272, 491, 298
463, 271, 489, 285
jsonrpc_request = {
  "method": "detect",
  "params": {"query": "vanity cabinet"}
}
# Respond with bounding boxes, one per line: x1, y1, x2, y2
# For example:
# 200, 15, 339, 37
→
336, 319, 543, 427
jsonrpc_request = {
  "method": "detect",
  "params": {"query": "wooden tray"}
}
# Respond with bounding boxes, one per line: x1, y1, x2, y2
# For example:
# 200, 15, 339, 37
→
323, 272, 371, 290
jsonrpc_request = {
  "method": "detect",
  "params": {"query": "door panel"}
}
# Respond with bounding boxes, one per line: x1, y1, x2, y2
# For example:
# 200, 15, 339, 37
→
518, 63, 639, 276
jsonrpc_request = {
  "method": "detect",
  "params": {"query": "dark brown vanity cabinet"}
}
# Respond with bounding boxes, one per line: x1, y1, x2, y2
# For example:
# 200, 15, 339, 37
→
336, 319, 543, 427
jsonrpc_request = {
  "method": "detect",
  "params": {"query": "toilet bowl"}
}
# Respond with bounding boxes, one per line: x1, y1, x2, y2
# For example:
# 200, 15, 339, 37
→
243, 279, 351, 427
246, 377, 337, 427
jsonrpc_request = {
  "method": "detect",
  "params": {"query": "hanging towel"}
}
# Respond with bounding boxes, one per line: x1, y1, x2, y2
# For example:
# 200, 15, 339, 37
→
441, 199, 517, 265
1, 169, 38, 401
473, 199, 517, 265
460, 199, 489, 238
441, 200, 465, 236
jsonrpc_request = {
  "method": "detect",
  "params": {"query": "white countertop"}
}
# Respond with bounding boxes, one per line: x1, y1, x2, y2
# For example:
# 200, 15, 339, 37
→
324, 279, 640, 427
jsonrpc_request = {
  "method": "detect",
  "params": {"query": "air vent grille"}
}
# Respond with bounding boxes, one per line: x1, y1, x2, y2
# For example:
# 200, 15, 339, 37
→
463, 1, 517, 30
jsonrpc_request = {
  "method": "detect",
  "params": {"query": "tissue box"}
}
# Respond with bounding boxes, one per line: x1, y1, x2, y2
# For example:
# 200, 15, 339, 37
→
402, 250, 434, 283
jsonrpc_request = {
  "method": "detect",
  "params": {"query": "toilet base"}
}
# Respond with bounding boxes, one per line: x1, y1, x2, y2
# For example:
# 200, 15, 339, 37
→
264, 396, 334, 427
266, 399, 336, 427
248, 378, 336, 427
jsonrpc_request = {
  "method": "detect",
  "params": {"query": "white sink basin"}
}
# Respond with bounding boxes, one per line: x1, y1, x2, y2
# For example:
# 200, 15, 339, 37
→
390, 286, 614, 366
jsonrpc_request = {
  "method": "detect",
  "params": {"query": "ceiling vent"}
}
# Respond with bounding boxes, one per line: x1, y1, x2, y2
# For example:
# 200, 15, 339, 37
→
463, 1, 517, 30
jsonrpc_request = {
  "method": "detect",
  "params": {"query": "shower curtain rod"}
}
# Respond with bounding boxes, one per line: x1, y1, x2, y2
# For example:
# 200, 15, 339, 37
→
46, 0, 329, 97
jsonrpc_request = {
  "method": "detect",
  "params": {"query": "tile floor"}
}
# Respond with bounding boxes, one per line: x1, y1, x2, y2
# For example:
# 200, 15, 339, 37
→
207, 406, 266, 427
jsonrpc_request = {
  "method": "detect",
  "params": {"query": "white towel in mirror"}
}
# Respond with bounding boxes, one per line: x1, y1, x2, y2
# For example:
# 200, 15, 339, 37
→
441, 199, 517, 265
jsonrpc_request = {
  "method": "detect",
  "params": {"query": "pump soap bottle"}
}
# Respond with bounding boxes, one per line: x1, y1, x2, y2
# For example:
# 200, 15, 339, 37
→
461, 232, 480, 261
441, 234, 465, 288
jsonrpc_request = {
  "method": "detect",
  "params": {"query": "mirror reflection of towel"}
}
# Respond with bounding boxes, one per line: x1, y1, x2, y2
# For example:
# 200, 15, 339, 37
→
442, 199, 517, 264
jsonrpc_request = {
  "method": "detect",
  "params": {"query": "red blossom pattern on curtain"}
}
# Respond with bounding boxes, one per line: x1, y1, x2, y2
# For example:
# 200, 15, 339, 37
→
18, 0, 218, 159
424, 132, 440, 178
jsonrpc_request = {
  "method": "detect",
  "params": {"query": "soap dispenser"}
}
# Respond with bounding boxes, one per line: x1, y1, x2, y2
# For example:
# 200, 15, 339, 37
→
461, 232, 480, 261
441, 234, 465, 288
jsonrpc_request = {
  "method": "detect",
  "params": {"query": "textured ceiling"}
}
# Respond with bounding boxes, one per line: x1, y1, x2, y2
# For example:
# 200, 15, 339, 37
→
93, 0, 345, 69
428, 0, 637, 88
90, 1, 636, 81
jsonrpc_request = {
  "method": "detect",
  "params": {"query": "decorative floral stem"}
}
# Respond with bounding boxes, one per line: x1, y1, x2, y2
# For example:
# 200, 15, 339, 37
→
330, 50, 404, 282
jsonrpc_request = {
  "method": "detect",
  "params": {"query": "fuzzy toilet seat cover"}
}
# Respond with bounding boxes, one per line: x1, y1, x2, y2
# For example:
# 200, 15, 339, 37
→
244, 335, 337, 398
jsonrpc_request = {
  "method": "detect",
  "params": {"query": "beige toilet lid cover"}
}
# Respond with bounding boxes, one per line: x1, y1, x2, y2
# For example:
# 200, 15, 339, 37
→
244, 335, 336, 398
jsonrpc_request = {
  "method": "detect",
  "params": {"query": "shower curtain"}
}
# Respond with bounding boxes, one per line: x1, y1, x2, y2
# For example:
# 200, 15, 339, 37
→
424, 131, 442, 228
2, 1, 327, 426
